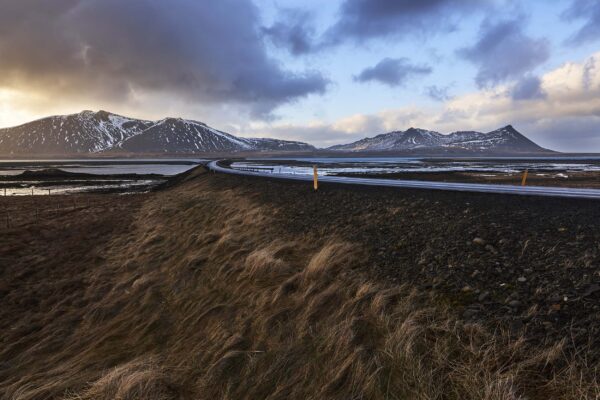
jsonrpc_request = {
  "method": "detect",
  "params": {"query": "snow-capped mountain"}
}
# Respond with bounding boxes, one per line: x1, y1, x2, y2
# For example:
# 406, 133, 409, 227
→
116, 118, 254, 153
244, 138, 316, 152
0, 111, 314, 155
0, 111, 548, 155
329, 125, 549, 153
0, 110, 152, 154
117, 118, 315, 153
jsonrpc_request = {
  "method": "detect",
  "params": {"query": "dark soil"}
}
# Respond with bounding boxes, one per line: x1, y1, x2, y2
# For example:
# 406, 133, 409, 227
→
3, 166, 600, 398
205, 171, 600, 357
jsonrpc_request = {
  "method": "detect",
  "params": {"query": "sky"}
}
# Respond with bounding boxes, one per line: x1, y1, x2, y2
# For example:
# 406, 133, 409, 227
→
0, 0, 599, 151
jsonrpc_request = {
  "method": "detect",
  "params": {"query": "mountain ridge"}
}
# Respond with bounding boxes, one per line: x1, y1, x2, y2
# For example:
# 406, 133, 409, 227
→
0, 110, 552, 155
329, 125, 551, 153
0, 111, 316, 155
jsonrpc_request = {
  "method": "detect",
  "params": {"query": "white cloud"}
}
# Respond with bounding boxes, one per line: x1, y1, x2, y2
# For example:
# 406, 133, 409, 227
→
240, 52, 600, 151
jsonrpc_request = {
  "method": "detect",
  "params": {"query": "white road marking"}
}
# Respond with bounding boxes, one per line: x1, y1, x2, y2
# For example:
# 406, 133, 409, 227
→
207, 161, 600, 200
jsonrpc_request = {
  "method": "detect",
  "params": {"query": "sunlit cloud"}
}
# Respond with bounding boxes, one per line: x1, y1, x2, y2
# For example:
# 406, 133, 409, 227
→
242, 52, 600, 151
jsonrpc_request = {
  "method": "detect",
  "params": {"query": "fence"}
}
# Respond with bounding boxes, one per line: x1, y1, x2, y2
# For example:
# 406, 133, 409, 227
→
0, 195, 117, 229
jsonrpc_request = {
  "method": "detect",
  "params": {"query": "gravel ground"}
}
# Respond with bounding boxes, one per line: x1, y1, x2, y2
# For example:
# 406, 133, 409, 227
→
205, 171, 600, 358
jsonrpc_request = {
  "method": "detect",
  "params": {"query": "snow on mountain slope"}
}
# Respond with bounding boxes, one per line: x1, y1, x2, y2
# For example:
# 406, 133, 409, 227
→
117, 118, 316, 153
443, 126, 543, 151
0, 109, 546, 155
116, 118, 253, 153
0, 111, 315, 155
330, 125, 548, 153
0, 110, 152, 155
245, 138, 315, 152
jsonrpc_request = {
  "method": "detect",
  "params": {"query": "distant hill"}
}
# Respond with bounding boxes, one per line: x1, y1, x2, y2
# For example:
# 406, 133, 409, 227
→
0, 111, 552, 156
329, 125, 551, 154
0, 111, 315, 155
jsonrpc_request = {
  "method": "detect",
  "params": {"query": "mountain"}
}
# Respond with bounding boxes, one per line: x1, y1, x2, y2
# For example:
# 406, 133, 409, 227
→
0, 110, 548, 156
116, 118, 254, 153
0, 110, 152, 154
329, 125, 550, 153
0, 111, 314, 155
117, 118, 315, 153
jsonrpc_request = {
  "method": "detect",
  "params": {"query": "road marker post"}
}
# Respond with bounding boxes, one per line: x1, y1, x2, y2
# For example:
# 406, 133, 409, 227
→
521, 169, 529, 186
313, 165, 318, 191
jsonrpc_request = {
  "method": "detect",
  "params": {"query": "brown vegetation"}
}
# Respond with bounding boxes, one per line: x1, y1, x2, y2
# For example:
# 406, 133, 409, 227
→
1, 167, 599, 399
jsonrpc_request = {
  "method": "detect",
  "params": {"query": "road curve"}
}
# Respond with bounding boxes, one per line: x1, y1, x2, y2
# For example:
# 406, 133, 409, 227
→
207, 160, 600, 200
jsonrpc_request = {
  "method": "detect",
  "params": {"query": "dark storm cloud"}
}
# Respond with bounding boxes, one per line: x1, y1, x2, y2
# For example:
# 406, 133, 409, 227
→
324, 0, 490, 46
511, 75, 546, 100
266, 0, 493, 54
262, 9, 316, 55
563, 0, 600, 45
354, 58, 432, 87
457, 18, 550, 88
0, 0, 328, 117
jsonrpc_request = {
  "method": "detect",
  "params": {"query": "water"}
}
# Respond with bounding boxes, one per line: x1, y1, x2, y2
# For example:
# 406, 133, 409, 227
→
1, 180, 158, 196
233, 157, 600, 176
0, 158, 204, 176
0, 158, 204, 195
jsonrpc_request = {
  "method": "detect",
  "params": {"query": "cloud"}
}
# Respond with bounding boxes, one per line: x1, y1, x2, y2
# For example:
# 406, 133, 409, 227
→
354, 58, 432, 87
252, 52, 600, 151
323, 0, 492, 46
262, 9, 316, 55
0, 0, 328, 119
266, 0, 495, 54
511, 75, 546, 100
425, 85, 453, 101
563, 0, 600, 45
458, 18, 550, 87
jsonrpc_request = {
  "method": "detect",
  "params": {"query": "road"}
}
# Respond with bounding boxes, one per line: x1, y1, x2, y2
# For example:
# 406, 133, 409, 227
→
207, 160, 600, 200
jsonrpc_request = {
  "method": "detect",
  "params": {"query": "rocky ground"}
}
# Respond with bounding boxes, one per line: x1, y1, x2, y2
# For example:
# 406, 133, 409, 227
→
3, 166, 600, 399
206, 172, 600, 357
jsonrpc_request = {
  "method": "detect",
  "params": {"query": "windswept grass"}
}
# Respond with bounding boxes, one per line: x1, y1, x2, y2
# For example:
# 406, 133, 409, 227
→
1, 167, 598, 399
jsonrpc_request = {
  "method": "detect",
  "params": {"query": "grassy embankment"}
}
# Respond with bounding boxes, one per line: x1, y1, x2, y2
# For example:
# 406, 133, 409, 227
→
1, 167, 599, 399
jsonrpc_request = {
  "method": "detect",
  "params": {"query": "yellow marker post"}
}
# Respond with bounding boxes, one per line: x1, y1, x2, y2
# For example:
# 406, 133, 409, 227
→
313, 165, 318, 191
521, 169, 528, 186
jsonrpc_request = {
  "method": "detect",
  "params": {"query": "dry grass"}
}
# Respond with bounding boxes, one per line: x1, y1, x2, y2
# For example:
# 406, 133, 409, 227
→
1, 168, 599, 399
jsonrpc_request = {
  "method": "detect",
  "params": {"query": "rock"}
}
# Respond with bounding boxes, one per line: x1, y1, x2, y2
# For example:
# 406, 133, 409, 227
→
548, 294, 561, 303
473, 238, 486, 246
478, 291, 490, 302
517, 277, 527, 283
485, 244, 498, 254
461, 285, 472, 293
583, 283, 600, 297
508, 300, 522, 308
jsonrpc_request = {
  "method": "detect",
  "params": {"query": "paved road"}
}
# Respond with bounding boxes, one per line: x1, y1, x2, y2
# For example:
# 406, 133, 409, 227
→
207, 160, 600, 200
